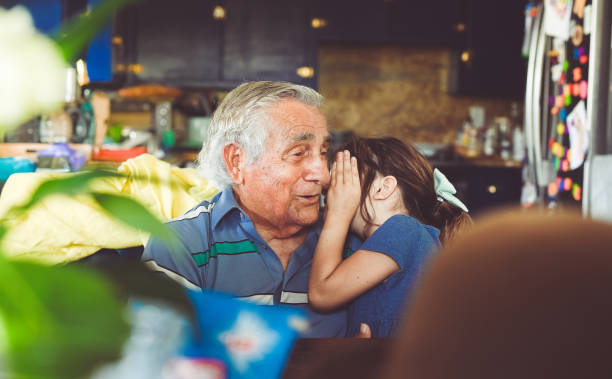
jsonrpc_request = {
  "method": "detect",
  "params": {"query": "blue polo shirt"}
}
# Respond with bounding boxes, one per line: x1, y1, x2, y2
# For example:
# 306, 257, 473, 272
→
142, 189, 359, 337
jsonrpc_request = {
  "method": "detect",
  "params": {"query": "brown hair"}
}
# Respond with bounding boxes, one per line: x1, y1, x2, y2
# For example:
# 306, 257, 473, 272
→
338, 136, 472, 244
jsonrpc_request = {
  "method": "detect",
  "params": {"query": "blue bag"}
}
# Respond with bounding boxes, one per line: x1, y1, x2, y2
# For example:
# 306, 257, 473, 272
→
180, 290, 308, 379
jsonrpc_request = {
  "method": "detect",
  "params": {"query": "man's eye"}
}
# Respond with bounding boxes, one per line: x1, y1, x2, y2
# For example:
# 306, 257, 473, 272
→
293, 151, 304, 157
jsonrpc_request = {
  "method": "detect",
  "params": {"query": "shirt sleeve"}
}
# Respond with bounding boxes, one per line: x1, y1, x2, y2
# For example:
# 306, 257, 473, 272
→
358, 215, 439, 271
141, 215, 209, 290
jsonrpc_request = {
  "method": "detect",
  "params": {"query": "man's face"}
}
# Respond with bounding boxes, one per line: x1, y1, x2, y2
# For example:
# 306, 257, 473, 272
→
237, 99, 331, 233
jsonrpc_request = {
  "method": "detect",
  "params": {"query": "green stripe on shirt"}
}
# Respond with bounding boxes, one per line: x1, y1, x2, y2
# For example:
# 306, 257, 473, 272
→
192, 240, 259, 266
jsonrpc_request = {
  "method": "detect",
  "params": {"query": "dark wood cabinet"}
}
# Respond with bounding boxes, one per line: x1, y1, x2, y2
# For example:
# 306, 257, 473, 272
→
447, 0, 527, 98
312, 0, 461, 45
89, 0, 524, 98
117, 0, 315, 88
119, 0, 222, 87
222, 0, 316, 87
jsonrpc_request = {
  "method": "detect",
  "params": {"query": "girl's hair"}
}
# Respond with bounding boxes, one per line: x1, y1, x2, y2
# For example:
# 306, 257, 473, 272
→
340, 136, 472, 245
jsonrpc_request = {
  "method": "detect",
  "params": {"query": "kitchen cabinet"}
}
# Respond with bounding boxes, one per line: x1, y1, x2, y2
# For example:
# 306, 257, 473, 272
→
118, 0, 316, 88
312, 0, 461, 45
118, 0, 222, 87
222, 0, 316, 87
447, 0, 527, 98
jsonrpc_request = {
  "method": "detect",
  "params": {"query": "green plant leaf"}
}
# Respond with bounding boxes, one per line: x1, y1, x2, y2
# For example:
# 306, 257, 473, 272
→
0, 261, 130, 379
53, 0, 143, 62
91, 192, 180, 247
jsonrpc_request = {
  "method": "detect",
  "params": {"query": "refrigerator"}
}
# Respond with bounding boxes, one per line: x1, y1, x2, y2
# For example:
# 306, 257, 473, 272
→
523, 0, 612, 221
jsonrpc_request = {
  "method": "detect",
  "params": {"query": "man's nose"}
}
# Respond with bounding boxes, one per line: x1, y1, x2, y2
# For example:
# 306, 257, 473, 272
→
305, 153, 330, 185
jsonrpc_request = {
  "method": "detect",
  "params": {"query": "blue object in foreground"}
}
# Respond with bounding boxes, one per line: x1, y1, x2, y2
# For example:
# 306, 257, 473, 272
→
0, 157, 36, 181
182, 290, 308, 379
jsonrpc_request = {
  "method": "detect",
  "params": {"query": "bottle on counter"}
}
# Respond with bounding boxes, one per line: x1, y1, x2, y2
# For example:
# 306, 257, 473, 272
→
510, 101, 526, 162
496, 117, 512, 160
483, 122, 498, 156
465, 124, 481, 157
513, 127, 526, 162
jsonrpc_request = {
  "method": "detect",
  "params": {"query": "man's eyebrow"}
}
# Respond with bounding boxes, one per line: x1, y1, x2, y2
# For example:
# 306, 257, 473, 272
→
292, 132, 315, 142
290, 132, 331, 144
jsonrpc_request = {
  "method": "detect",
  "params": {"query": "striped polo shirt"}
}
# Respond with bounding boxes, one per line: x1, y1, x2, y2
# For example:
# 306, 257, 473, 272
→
142, 188, 360, 337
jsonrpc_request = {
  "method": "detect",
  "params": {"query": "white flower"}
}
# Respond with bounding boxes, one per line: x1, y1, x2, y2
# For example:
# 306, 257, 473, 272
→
0, 6, 68, 133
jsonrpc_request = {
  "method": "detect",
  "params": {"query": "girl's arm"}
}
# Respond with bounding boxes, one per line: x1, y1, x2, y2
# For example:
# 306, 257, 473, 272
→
308, 151, 400, 311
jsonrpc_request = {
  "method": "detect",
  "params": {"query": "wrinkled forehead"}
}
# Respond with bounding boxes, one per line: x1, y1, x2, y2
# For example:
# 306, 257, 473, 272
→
262, 99, 330, 146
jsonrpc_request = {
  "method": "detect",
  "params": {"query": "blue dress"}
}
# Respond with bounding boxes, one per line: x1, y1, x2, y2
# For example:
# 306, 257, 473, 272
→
346, 214, 440, 338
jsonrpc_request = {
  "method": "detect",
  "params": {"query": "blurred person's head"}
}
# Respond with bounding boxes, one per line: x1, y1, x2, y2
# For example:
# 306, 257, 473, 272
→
385, 210, 612, 379
340, 137, 472, 243
198, 81, 329, 235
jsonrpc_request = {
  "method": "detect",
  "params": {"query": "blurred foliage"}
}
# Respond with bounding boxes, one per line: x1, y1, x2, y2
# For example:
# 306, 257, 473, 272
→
0, 167, 187, 378
0, 0, 188, 377
0, 260, 131, 379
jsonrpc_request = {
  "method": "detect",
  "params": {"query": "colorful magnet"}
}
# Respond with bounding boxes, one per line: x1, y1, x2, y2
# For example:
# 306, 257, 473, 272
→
564, 177, 573, 191
579, 55, 588, 64
548, 182, 558, 197
566, 148, 572, 161
572, 183, 582, 201
580, 80, 588, 99
552, 65, 563, 82
571, 23, 584, 46
574, 48, 580, 60
563, 60, 570, 72
553, 142, 560, 156
579, 47, 585, 56
561, 159, 570, 172
573, 67, 582, 82
549, 138, 556, 149
557, 177, 564, 191
554, 157, 561, 170
559, 72, 566, 84
556, 95, 565, 107
564, 84, 572, 95
572, 83, 581, 96
551, 106, 559, 115
560, 107, 567, 121
557, 123, 565, 135
565, 94, 572, 106
549, 95, 555, 106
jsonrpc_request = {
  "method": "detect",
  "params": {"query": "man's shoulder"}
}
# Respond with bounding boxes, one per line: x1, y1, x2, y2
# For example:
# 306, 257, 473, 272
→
167, 201, 215, 225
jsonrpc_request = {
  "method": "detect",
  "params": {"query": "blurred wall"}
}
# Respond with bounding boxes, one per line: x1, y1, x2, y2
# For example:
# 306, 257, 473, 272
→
318, 43, 521, 144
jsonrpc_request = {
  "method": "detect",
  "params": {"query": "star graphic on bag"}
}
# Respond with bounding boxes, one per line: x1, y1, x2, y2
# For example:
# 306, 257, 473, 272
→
218, 311, 279, 372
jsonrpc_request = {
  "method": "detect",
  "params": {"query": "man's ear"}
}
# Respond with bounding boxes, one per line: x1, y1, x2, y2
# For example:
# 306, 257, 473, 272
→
223, 143, 245, 184
373, 176, 398, 200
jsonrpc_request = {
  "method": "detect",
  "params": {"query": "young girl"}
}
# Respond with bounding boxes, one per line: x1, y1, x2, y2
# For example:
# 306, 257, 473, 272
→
309, 137, 472, 338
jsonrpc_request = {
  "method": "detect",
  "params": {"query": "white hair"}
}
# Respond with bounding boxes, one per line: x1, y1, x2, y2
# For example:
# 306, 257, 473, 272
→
197, 81, 323, 189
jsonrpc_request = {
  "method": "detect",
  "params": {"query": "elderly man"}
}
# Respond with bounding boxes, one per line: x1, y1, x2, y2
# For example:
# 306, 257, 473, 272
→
142, 81, 364, 338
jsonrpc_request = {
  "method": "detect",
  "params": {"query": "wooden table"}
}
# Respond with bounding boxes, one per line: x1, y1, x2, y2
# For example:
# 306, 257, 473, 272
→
283, 338, 392, 379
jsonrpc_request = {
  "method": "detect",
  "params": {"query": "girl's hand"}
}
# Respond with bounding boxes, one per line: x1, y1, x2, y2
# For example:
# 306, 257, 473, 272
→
326, 150, 361, 224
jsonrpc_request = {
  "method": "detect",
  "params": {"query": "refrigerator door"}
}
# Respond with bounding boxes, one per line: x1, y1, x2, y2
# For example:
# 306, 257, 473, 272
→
583, 0, 612, 219
524, 5, 544, 194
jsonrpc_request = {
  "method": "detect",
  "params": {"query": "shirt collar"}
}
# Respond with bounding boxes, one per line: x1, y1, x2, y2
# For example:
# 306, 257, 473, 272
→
210, 188, 243, 229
